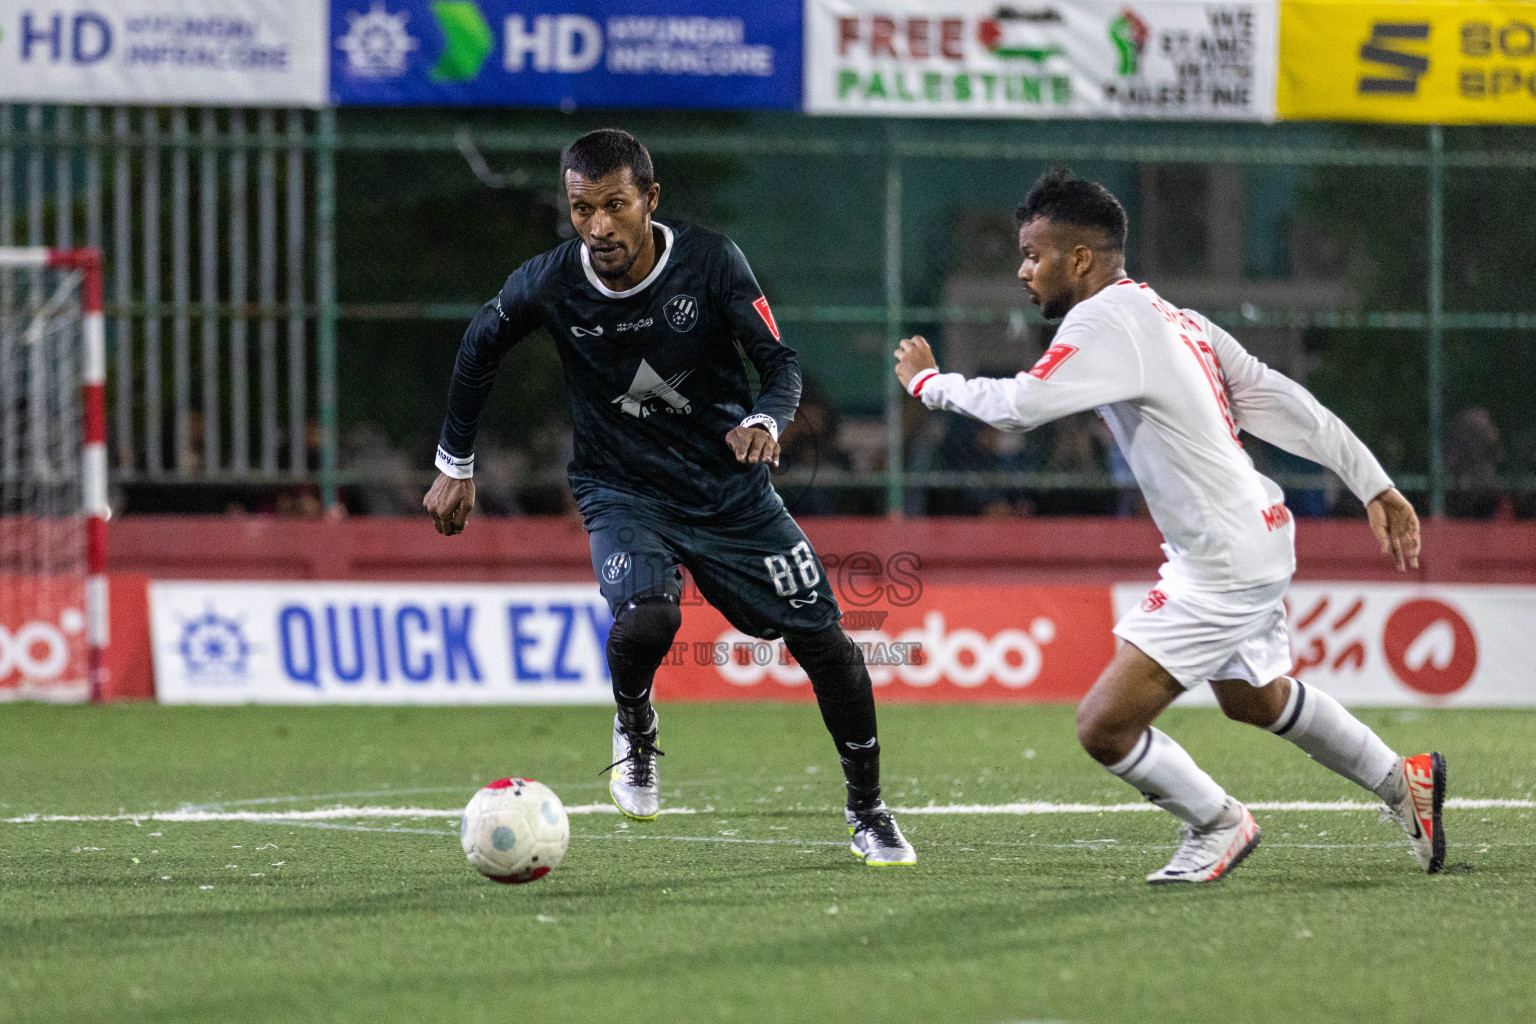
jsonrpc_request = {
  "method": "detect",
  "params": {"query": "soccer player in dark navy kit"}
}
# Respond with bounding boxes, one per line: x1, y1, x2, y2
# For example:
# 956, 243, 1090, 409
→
424, 129, 914, 865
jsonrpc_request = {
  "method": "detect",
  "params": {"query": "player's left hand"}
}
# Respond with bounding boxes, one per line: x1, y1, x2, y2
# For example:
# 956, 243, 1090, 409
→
894, 335, 938, 390
1367, 487, 1421, 572
726, 425, 779, 467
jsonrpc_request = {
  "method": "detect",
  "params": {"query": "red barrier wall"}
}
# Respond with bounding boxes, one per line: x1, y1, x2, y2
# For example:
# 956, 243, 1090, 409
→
110, 515, 1536, 584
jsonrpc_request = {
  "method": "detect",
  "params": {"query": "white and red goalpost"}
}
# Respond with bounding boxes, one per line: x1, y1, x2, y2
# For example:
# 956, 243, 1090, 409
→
0, 247, 107, 702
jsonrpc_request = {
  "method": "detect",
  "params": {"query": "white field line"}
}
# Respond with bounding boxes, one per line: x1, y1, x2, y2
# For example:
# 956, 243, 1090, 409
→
3, 797, 1530, 826
1, 804, 694, 824
198, 819, 1536, 854
173, 776, 750, 812
898, 798, 1536, 815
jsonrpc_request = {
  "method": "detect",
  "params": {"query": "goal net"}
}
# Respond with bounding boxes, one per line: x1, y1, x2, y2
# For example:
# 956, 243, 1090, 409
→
0, 248, 107, 702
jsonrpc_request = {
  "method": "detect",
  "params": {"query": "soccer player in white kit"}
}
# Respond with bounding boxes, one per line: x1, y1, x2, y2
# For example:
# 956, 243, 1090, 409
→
893, 169, 1446, 884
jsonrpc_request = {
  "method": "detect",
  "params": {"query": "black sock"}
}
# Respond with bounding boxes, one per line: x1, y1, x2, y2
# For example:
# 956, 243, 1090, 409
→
784, 625, 882, 811
606, 595, 679, 735
840, 756, 882, 813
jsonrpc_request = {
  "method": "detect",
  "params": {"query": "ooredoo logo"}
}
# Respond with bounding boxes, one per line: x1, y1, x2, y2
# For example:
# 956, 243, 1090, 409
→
1381, 598, 1477, 696
713, 612, 1057, 689
0, 609, 84, 684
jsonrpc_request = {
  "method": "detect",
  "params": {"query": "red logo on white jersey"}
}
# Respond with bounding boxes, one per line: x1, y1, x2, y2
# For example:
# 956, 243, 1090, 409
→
1028, 343, 1079, 381
1261, 502, 1292, 531
752, 295, 780, 341
1141, 588, 1168, 612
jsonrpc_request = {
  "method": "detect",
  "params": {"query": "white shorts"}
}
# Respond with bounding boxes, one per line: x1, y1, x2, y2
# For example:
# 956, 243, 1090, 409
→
1113, 577, 1292, 690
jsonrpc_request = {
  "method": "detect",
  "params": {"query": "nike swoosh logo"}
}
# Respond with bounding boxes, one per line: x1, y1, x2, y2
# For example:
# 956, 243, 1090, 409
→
788, 593, 819, 607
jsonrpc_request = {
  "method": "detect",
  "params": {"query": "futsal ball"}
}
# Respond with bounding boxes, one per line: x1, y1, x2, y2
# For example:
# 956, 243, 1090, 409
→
461, 778, 570, 884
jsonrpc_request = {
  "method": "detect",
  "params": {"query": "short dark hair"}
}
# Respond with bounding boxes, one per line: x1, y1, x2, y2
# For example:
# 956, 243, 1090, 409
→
560, 128, 654, 191
1015, 168, 1127, 252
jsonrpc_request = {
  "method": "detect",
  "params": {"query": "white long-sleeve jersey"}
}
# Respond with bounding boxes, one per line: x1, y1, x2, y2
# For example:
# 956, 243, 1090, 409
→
910, 280, 1393, 590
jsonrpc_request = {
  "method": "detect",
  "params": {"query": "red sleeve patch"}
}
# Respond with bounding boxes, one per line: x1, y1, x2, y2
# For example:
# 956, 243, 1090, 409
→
1027, 343, 1079, 381
752, 295, 781, 341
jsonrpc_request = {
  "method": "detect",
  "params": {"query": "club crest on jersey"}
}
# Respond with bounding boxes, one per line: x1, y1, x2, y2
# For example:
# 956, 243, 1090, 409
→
664, 294, 699, 333
613, 358, 693, 419
601, 552, 632, 584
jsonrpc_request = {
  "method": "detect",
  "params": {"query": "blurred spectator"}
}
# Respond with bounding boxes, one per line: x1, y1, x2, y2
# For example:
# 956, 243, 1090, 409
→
272, 485, 325, 518
342, 422, 418, 515
907, 413, 1043, 516
1251, 440, 1333, 517
518, 425, 578, 517
1445, 406, 1505, 519
1509, 429, 1536, 520
1105, 432, 1144, 517
777, 381, 849, 516
975, 426, 1037, 517
474, 433, 532, 516
1033, 415, 1115, 515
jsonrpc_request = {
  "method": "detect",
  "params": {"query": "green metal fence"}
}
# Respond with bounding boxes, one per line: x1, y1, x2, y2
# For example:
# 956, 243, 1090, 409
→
7, 107, 1534, 516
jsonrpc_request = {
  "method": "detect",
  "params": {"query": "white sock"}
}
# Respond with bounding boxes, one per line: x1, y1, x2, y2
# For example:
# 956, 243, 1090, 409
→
1268, 678, 1399, 796
1107, 727, 1230, 828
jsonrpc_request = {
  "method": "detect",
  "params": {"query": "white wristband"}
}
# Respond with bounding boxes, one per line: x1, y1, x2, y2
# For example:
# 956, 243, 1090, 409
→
435, 445, 474, 479
739, 414, 780, 442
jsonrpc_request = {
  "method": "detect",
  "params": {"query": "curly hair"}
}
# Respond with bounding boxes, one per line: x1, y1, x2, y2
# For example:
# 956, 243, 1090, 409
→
1015, 167, 1127, 252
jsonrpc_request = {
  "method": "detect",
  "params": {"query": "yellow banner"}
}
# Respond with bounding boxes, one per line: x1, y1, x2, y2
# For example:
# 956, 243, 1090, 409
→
1279, 0, 1536, 123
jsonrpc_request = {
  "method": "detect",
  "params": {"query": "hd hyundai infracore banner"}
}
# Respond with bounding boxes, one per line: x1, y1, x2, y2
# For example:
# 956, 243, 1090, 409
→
329, 0, 803, 108
805, 0, 1278, 118
0, 0, 328, 106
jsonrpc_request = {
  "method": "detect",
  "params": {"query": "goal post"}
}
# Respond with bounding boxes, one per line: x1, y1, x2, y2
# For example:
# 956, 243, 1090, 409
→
0, 247, 107, 702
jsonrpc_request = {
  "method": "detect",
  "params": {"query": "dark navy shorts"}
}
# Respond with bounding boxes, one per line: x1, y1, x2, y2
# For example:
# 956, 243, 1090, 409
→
585, 494, 840, 640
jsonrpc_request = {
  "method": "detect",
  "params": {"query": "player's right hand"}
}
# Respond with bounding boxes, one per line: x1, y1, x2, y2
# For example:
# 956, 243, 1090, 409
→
424, 473, 476, 536
1367, 487, 1420, 572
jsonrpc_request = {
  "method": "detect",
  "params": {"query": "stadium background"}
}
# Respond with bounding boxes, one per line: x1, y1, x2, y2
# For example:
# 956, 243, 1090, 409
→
3, 0, 1536, 706
4, 6, 1536, 1024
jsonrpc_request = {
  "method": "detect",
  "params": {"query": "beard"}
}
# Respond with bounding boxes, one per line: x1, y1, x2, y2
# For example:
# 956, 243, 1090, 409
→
1040, 292, 1072, 321
590, 243, 640, 283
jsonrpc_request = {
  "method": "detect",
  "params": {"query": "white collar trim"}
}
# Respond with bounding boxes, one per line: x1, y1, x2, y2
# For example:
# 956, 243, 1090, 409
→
581, 222, 673, 299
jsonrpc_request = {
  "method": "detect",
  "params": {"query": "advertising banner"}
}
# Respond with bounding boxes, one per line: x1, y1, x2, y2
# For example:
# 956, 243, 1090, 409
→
1114, 581, 1536, 706
1278, 0, 1536, 124
148, 579, 1117, 704
330, 0, 801, 109
805, 0, 1277, 119
150, 578, 1536, 706
150, 580, 616, 704
0, 0, 328, 106
668, 583, 1118, 702
1, 577, 90, 702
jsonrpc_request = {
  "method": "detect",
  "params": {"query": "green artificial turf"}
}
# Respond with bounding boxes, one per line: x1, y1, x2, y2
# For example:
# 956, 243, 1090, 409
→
1, 703, 1532, 1024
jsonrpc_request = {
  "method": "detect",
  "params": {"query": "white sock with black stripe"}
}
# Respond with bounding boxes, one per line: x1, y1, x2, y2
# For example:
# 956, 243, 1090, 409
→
1267, 677, 1400, 797
1106, 727, 1230, 828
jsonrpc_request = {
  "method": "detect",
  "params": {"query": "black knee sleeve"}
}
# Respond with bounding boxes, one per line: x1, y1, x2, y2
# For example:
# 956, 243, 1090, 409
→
607, 594, 680, 729
785, 625, 882, 810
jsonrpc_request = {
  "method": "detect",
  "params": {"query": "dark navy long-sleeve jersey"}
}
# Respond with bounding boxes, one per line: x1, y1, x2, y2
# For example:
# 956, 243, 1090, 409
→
436, 221, 801, 520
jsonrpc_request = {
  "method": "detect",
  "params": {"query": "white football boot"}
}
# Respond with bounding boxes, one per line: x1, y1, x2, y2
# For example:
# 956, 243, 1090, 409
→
846, 802, 917, 866
1146, 798, 1260, 885
1380, 752, 1447, 873
607, 712, 662, 821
